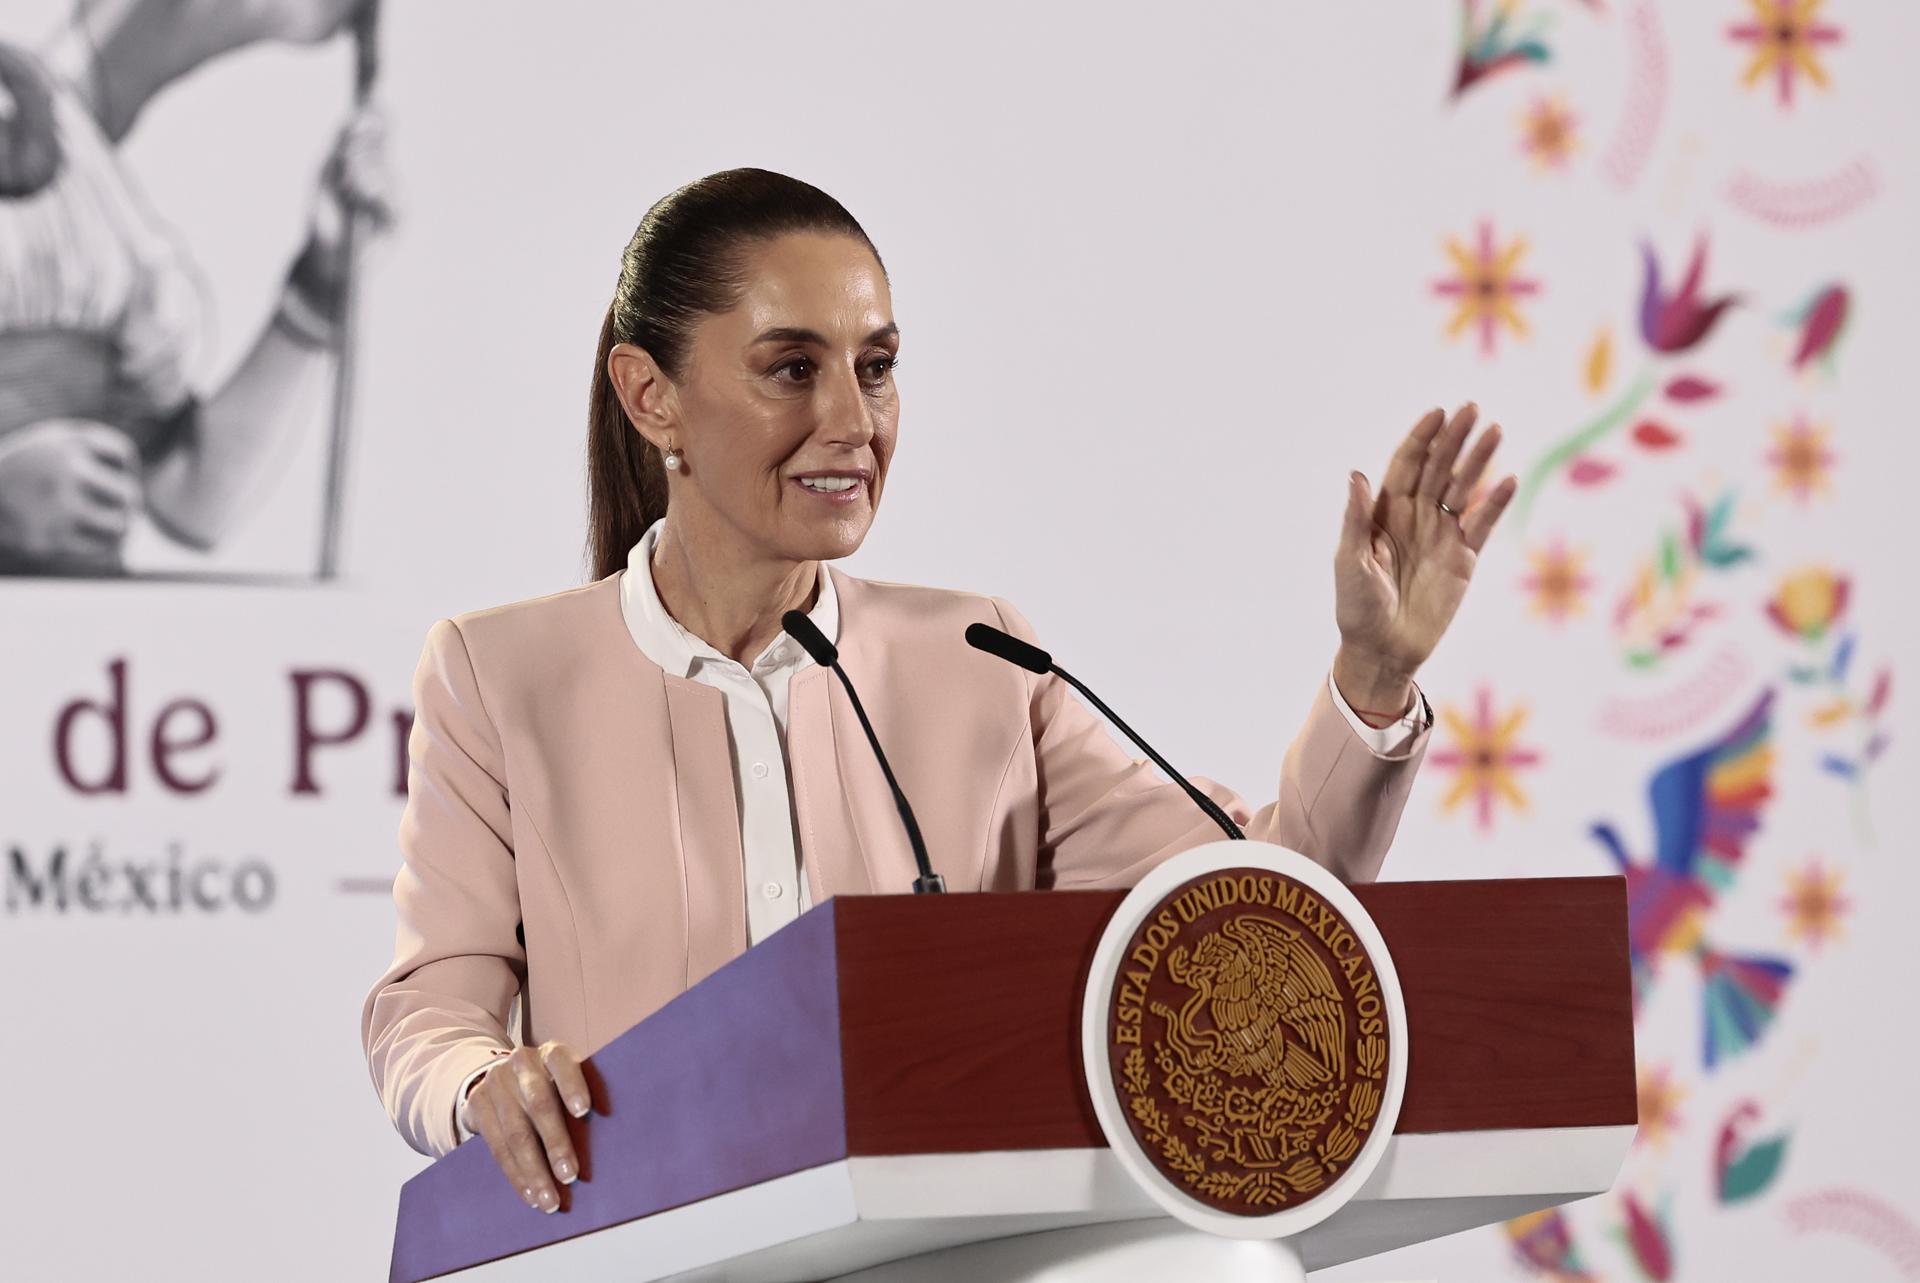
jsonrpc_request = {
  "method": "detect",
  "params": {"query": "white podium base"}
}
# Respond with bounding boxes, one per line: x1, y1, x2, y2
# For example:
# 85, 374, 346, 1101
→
827, 1218, 1306, 1283
442, 1126, 1630, 1280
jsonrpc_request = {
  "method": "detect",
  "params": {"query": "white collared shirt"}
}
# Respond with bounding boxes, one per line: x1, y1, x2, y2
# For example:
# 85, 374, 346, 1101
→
453, 531, 1426, 1139
620, 517, 830, 946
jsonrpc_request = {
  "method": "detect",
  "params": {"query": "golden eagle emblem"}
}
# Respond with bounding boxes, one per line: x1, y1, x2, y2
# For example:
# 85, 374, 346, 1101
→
1161, 915, 1347, 1092
1108, 870, 1391, 1214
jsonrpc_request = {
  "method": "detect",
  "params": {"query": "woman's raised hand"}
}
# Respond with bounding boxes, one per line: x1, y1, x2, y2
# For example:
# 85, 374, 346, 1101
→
1333, 403, 1516, 682
463, 1041, 595, 1214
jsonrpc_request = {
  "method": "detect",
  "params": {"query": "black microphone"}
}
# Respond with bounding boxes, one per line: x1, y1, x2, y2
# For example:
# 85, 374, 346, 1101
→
965, 622, 1245, 842
782, 611, 946, 894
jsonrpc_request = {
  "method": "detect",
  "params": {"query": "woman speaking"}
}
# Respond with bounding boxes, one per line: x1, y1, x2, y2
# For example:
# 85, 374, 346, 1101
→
360, 167, 1516, 1215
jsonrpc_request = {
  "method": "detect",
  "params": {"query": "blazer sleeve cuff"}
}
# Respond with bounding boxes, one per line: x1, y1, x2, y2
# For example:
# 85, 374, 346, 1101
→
1326, 669, 1432, 760
425, 1042, 512, 1156
453, 1050, 512, 1144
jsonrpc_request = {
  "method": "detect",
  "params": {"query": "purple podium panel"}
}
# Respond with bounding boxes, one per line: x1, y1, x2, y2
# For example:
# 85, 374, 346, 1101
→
389, 900, 847, 1283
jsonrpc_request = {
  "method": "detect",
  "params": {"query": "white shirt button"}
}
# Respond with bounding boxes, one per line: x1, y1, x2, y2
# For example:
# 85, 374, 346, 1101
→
751, 761, 770, 780
763, 881, 785, 900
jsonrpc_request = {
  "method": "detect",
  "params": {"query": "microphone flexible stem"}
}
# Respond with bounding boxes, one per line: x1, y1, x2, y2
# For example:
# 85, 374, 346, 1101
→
831, 661, 944, 891
1051, 665, 1245, 842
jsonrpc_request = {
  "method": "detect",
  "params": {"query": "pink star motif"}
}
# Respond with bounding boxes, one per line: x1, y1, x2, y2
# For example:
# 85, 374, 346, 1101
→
1728, 0, 1843, 108
1431, 221, 1543, 358
1427, 685, 1546, 832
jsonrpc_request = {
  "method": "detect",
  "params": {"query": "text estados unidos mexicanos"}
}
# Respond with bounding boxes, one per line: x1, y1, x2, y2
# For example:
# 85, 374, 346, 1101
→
1112, 872, 1384, 1046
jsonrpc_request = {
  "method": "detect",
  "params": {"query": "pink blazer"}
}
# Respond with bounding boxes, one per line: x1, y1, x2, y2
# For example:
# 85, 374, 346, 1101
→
361, 567, 1432, 1157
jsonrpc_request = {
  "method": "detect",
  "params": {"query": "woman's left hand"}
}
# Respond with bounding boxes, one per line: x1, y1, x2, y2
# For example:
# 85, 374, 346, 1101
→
1333, 403, 1516, 685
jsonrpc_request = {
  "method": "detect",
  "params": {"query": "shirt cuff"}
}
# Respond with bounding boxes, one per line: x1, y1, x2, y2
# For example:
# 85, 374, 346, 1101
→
1327, 669, 1430, 756
453, 1052, 511, 1143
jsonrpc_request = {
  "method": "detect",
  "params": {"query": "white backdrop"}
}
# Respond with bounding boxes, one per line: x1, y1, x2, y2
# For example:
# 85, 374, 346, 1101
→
3, 2, 1916, 1279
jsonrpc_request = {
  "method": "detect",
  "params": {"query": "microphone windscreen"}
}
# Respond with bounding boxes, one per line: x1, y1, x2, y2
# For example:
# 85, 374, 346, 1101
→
782, 610, 839, 666
965, 622, 1052, 674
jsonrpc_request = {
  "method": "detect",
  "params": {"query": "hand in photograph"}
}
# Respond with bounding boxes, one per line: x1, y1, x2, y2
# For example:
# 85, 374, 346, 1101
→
0, 420, 143, 572
287, 102, 397, 328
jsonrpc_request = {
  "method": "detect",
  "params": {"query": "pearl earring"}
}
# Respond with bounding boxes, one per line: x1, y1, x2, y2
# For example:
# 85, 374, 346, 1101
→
663, 445, 682, 472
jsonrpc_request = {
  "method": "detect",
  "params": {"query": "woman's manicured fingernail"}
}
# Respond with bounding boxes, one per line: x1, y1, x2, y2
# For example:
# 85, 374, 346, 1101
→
569, 1097, 589, 1117
538, 1188, 558, 1212
556, 1159, 575, 1183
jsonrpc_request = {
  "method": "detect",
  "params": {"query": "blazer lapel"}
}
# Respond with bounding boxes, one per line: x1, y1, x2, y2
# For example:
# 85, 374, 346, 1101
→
662, 673, 748, 987
788, 662, 878, 902
792, 568, 934, 902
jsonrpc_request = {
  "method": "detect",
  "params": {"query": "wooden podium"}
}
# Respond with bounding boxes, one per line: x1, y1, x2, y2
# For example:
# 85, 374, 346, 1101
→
386, 876, 1635, 1282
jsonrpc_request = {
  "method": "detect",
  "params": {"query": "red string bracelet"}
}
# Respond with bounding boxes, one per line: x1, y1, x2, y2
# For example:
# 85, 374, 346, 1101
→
1352, 693, 1426, 729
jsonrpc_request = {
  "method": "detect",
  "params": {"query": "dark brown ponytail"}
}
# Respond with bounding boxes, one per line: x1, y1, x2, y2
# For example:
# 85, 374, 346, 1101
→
584, 168, 885, 581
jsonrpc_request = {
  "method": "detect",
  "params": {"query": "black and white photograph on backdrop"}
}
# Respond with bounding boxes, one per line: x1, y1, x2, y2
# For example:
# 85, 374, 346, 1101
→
0, 0, 388, 580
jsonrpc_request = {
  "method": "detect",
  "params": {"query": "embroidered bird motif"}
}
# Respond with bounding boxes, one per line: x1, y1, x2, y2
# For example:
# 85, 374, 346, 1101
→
1589, 686, 1792, 1068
